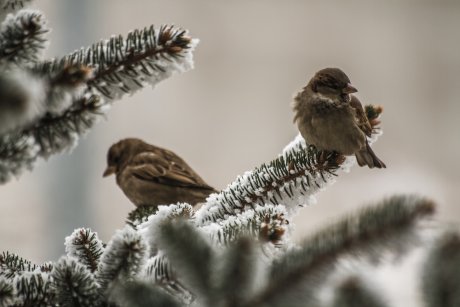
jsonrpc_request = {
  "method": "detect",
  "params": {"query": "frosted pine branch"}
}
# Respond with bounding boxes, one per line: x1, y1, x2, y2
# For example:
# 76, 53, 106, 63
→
1, 0, 31, 11
137, 203, 194, 256
97, 226, 148, 293
13, 272, 52, 307
0, 252, 39, 279
201, 204, 289, 246
41, 25, 198, 102
0, 10, 197, 184
332, 276, 388, 307
248, 195, 435, 307
51, 257, 102, 307
157, 220, 215, 304
0, 92, 105, 183
196, 105, 383, 225
109, 280, 181, 307
64, 228, 104, 273
0, 0, 32, 22
0, 278, 15, 306
0, 10, 48, 64
143, 253, 193, 304
216, 237, 260, 306
422, 231, 460, 307
195, 137, 343, 225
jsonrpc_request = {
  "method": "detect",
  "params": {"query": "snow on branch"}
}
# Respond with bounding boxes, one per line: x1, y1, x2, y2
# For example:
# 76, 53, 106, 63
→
64, 228, 104, 273
51, 257, 101, 307
0, 0, 33, 21
97, 226, 148, 293
83, 25, 197, 101
200, 204, 289, 246
332, 276, 389, 307
13, 272, 52, 306
0, 14, 198, 184
249, 195, 435, 307
0, 278, 15, 306
422, 231, 460, 307
0, 251, 51, 280
196, 104, 384, 226
0, 9, 48, 64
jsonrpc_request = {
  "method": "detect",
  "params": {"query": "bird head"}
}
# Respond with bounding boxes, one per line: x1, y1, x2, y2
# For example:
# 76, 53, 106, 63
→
103, 138, 145, 177
309, 68, 357, 101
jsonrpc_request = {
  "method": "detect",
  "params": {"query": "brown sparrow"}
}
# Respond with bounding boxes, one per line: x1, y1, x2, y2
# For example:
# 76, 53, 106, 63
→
103, 138, 217, 207
293, 68, 386, 168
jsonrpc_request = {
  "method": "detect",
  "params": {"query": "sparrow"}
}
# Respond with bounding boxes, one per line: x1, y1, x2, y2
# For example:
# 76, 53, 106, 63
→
103, 138, 217, 207
292, 68, 386, 168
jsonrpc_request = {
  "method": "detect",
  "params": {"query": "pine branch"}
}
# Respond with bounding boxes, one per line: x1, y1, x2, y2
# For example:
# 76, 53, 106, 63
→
0, 0, 32, 22
0, 252, 37, 279
1, 0, 31, 10
109, 280, 181, 307
0, 9, 48, 64
41, 24, 197, 102
137, 203, 194, 256
0, 65, 47, 136
200, 204, 289, 246
196, 104, 383, 226
65, 228, 104, 273
0, 92, 104, 183
13, 272, 53, 307
51, 257, 102, 307
248, 195, 435, 307
422, 231, 460, 307
97, 226, 148, 293
196, 136, 343, 225
217, 237, 259, 307
127, 205, 160, 226
332, 276, 388, 307
0, 23, 197, 184
157, 220, 215, 304
0, 277, 16, 306
143, 254, 193, 304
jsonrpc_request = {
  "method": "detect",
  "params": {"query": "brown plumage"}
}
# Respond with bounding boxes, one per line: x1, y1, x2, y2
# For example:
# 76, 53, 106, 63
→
103, 138, 217, 207
293, 68, 386, 169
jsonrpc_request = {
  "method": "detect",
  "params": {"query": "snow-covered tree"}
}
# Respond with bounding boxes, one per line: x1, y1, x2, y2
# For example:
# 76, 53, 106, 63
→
1, 2, 458, 307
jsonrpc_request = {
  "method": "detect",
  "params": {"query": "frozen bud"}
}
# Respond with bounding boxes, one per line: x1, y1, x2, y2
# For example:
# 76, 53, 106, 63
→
258, 213, 289, 245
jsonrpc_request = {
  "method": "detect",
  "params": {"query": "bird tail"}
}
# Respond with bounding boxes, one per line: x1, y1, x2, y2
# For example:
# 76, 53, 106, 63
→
355, 141, 386, 169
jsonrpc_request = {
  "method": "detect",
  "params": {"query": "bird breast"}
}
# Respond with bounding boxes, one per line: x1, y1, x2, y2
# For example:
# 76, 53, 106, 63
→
300, 102, 366, 155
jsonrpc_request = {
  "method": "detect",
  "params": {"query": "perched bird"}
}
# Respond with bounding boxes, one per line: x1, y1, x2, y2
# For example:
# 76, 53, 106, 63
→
293, 68, 386, 168
103, 138, 217, 207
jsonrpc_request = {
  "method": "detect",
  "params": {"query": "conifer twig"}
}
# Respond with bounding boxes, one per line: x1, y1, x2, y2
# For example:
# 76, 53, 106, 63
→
332, 276, 388, 307
97, 226, 148, 293
64, 228, 104, 273
422, 231, 460, 307
249, 195, 435, 307
51, 257, 102, 307
197, 105, 383, 226
0, 9, 48, 64
157, 220, 215, 303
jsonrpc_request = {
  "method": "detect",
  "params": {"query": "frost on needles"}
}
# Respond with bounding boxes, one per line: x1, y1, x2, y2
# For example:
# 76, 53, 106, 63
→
0, 2, 198, 183
1, 2, 460, 307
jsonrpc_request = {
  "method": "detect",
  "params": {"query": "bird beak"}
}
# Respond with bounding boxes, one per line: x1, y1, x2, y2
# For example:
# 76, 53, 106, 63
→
103, 166, 116, 177
343, 83, 358, 94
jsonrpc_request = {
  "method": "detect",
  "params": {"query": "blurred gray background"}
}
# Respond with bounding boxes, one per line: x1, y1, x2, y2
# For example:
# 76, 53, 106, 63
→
1, 0, 459, 273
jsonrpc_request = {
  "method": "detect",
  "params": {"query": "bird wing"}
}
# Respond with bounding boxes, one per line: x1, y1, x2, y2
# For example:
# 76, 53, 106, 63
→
127, 151, 215, 191
349, 95, 372, 137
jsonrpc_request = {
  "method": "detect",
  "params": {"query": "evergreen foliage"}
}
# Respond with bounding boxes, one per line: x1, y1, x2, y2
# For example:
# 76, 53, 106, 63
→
0, 2, 197, 183
0, 2, 456, 307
